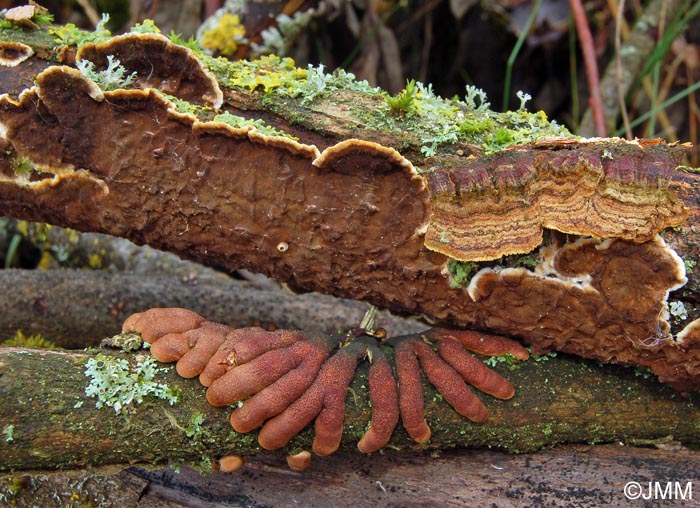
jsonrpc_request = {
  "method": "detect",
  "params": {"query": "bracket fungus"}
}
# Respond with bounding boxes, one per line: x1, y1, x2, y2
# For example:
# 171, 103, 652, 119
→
76, 33, 223, 108
0, 41, 33, 67
0, 30, 699, 461
424, 139, 688, 262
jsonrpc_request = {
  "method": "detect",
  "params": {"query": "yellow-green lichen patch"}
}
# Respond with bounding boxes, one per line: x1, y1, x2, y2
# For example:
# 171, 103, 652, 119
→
49, 13, 111, 48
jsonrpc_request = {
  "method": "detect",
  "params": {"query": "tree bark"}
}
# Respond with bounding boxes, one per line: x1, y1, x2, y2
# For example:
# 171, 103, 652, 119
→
1, 344, 699, 472
0, 267, 424, 348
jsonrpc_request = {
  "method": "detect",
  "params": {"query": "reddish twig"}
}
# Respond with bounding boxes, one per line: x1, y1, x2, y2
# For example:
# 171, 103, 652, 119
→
570, 0, 607, 137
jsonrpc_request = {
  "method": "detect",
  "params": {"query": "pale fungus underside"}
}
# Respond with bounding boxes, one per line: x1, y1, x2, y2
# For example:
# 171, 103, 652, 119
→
0, 27, 699, 403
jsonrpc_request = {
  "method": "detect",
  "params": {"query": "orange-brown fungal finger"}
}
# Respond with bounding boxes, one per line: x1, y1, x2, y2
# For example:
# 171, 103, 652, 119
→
198, 327, 263, 386
429, 328, 529, 360
438, 337, 515, 399
230, 348, 329, 433
122, 308, 206, 343
218, 455, 246, 472
287, 451, 312, 471
206, 346, 304, 407
257, 344, 359, 452
312, 347, 362, 456
150, 321, 229, 363
357, 348, 399, 454
230, 329, 305, 365
149, 331, 193, 363
395, 341, 431, 443
411, 339, 489, 423
175, 322, 230, 378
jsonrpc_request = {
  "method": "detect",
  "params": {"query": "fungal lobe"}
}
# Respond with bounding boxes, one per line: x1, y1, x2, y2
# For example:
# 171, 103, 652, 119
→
424, 140, 689, 262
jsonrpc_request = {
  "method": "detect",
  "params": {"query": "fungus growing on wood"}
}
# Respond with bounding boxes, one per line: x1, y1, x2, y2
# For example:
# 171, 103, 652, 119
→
287, 450, 312, 471
217, 454, 246, 472
123, 308, 525, 455
0, 41, 33, 67
424, 139, 689, 262
1, 49, 699, 396
76, 33, 223, 108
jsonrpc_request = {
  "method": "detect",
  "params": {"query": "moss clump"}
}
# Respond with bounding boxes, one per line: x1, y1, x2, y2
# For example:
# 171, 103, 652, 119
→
385, 79, 417, 114
2, 330, 57, 349
446, 260, 479, 288
10, 155, 33, 177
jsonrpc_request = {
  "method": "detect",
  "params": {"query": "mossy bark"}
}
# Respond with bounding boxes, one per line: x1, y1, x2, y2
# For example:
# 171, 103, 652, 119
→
1, 345, 699, 472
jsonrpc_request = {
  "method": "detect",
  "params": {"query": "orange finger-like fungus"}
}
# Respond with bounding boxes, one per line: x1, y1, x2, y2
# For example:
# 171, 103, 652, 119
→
122, 307, 206, 343
394, 341, 431, 443
287, 450, 312, 471
428, 328, 529, 360
228, 340, 334, 433
437, 337, 515, 399
217, 455, 246, 473
390, 329, 524, 445
257, 342, 365, 455
206, 337, 332, 408
356, 347, 399, 454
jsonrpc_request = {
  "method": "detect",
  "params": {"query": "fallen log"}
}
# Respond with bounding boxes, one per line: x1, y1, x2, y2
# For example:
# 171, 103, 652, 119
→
2, 445, 698, 508
0, 268, 423, 348
1, 344, 699, 472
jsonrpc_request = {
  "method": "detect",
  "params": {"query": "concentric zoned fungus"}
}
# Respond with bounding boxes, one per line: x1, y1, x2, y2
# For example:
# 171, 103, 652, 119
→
123, 308, 526, 455
424, 139, 688, 261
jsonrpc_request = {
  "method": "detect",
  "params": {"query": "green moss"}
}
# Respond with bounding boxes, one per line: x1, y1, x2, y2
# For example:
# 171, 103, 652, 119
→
11, 155, 33, 177
385, 79, 417, 114
446, 260, 479, 288
459, 117, 496, 136
167, 30, 202, 54
185, 411, 206, 439
2, 330, 57, 349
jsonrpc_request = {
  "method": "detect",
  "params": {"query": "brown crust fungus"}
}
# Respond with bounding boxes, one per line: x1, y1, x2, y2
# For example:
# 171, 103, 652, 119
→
76, 33, 223, 108
0, 41, 33, 67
